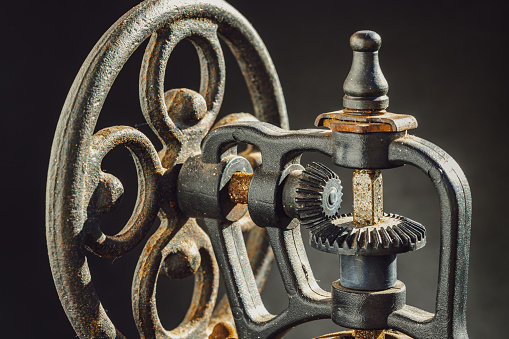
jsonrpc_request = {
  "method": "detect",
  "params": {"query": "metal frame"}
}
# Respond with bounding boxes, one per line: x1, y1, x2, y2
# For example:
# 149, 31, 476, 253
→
46, 1, 471, 338
195, 121, 471, 338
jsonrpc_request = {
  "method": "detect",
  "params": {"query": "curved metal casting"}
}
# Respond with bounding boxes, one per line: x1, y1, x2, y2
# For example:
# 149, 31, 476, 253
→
47, 1, 472, 338
387, 136, 471, 339
199, 121, 471, 338
46, 0, 287, 337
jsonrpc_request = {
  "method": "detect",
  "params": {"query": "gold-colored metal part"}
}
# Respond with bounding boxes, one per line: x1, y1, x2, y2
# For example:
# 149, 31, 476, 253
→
228, 172, 253, 204
353, 169, 383, 226
354, 330, 386, 339
314, 329, 412, 339
209, 322, 238, 339
314, 110, 417, 133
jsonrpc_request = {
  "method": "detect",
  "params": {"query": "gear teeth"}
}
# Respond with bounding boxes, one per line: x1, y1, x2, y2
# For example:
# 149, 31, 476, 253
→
297, 206, 323, 215
311, 221, 330, 234
301, 170, 327, 184
380, 227, 391, 248
295, 162, 343, 228
309, 213, 427, 255
386, 226, 401, 247
295, 197, 322, 203
295, 188, 322, 197
301, 214, 325, 224
313, 162, 335, 178
372, 228, 381, 249
298, 178, 323, 190
359, 230, 368, 249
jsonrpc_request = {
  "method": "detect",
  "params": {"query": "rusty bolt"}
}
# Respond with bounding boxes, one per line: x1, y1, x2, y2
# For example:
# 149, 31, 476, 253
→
161, 242, 201, 280
165, 88, 207, 126
209, 322, 238, 339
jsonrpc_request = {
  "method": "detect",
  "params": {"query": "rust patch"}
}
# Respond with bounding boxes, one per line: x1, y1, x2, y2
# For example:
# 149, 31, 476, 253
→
354, 330, 386, 339
314, 329, 413, 339
315, 110, 417, 133
228, 172, 253, 204
209, 322, 238, 339
353, 169, 383, 226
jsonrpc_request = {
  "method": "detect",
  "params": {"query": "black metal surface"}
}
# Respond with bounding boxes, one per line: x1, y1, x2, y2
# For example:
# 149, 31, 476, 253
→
199, 89, 471, 339
339, 254, 397, 291
204, 218, 331, 338
282, 162, 343, 229
198, 118, 471, 338
46, 0, 288, 337
309, 213, 426, 256
332, 280, 406, 330
201, 122, 335, 230
281, 167, 306, 219
332, 131, 405, 169
45, 1, 473, 336
177, 155, 252, 221
387, 135, 472, 339
343, 31, 389, 110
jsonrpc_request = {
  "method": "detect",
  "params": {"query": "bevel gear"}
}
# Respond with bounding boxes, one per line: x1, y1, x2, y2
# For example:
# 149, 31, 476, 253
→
310, 213, 426, 256
293, 162, 343, 229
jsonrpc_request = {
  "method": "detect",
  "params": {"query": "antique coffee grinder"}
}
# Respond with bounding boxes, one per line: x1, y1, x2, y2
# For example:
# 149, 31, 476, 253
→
46, 1, 471, 338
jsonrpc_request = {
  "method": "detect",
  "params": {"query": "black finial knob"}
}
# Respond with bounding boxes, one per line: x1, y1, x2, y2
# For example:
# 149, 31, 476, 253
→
343, 30, 389, 110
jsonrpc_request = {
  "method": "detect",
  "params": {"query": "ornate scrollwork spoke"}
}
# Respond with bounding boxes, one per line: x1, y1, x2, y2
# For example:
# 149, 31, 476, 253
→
132, 17, 227, 338
84, 126, 164, 258
140, 18, 225, 168
133, 216, 218, 338
47, 1, 288, 338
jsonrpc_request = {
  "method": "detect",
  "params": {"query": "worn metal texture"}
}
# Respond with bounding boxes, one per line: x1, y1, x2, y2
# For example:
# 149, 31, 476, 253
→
331, 279, 406, 329
315, 30, 417, 134
315, 111, 417, 134
315, 329, 412, 339
228, 172, 253, 205
342, 31, 388, 111
387, 135, 472, 339
352, 169, 382, 226
339, 255, 397, 291
200, 123, 333, 337
177, 155, 252, 221
194, 29, 470, 338
46, 0, 286, 337
331, 131, 405, 169
47, 2, 472, 337
201, 117, 470, 337
309, 213, 426, 256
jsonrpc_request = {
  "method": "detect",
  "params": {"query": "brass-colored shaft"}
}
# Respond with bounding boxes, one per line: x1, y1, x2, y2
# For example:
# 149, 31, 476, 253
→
228, 172, 253, 204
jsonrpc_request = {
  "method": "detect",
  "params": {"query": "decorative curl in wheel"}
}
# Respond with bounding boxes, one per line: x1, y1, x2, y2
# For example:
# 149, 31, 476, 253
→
46, 0, 287, 338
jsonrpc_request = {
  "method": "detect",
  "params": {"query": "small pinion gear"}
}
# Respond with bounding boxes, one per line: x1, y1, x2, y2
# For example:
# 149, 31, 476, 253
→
310, 213, 426, 256
295, 162, 343, 229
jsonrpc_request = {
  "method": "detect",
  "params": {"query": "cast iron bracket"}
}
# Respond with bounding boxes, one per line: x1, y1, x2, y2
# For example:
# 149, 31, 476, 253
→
46, 1, 471, 338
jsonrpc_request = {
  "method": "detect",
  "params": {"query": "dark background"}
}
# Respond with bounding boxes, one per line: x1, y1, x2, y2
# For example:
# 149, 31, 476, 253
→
2, 0, 508, 338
